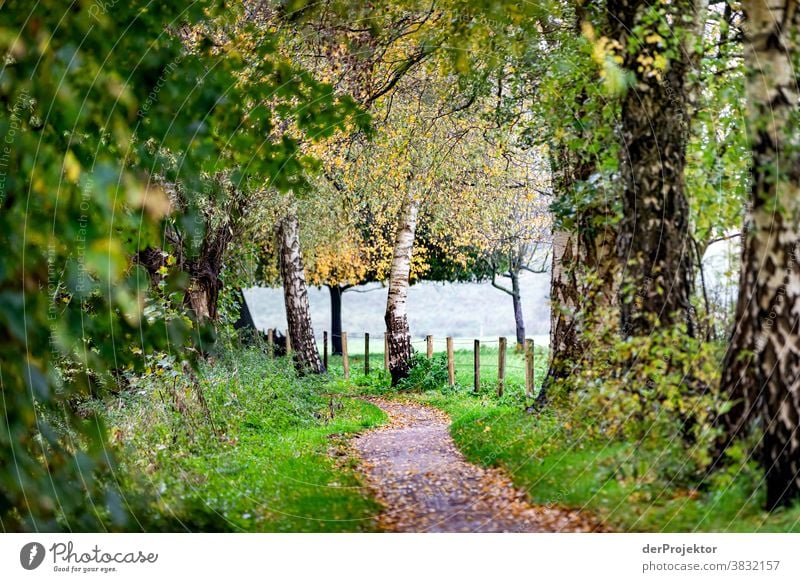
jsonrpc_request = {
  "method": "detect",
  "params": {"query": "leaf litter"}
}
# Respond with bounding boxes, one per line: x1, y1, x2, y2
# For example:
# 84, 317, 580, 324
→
351, 398, 601, 532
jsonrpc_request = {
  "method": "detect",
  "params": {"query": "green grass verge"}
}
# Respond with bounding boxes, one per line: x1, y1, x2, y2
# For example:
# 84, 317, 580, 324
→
104, 346, 385, 532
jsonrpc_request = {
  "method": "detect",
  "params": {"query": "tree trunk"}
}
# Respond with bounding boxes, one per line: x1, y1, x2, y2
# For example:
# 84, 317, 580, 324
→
328, 284, 344, 355
279, 213, 324, 374
540, 146, 619, 407
547, 228, 580, 379
184, 222, 231, 321
717, 0, 800, 510
384, 197, 418, 385
607, 0, 699, 338
510, 269, 526, 348
540, 3, 621, 399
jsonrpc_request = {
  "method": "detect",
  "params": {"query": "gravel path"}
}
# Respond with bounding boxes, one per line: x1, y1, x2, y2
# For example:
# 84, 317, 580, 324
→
352, 398, 597, 532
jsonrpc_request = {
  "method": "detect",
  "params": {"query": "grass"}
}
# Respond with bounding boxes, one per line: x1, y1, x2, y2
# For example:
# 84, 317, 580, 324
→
396, 371, 800, 532
102, 340, 800, 533
104, 345, 386, 532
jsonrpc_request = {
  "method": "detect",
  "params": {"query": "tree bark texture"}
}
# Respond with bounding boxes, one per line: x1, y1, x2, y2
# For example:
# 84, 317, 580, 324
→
607, 0, 702, 338
384, 197, 418, 385
543, 145, 619, 401
184, 222, 232, 321
279, 213, 324, 374
718, 0, 800, 510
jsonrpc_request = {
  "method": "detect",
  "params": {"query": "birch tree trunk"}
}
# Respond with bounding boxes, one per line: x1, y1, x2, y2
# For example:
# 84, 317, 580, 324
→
384, 197, 419, 385
279, 213, 324, 374
718, 0, 800, 510
547, 229, 580, 380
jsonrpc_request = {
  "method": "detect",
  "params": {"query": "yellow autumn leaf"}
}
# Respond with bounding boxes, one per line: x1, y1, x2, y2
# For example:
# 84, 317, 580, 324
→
63, 150, 81, 183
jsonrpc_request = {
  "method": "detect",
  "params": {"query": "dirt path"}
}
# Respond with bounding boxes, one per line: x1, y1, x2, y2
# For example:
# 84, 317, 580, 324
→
351, 398, 597, 532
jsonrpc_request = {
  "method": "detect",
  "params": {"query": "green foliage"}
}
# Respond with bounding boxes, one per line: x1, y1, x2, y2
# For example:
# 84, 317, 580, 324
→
0, 0, 205, 532
0, 0, 368, 531
553, 323, 724, 485
398, 353, 449, 392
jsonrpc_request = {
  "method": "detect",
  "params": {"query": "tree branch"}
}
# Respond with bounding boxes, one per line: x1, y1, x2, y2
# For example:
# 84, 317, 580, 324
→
491, 271, 516, 297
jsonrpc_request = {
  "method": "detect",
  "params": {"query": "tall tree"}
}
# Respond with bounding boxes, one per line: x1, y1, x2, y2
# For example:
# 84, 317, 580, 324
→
385, 196, 420, 384
279, 213, 325, 374
717, 0, 800, 510
606, 0, 707, 337
507, 7, 623, 401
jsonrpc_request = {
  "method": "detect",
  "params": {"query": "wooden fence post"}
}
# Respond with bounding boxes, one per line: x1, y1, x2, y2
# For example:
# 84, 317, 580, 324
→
446, 337, 455, 387
498, 336, 507, 397
267, 328, 274, 357
323, 331, 328, 371
525, 338, 534, 398
474, 339, 480, 393
364, 332, 370, 375
384, 335, 389, 370
426, 335, 433, 358
342, 332, 349, 380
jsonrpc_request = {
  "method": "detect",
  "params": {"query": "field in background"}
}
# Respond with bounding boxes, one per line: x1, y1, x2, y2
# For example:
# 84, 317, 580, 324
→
244, 271, 551, 341
244, 237, 738, 348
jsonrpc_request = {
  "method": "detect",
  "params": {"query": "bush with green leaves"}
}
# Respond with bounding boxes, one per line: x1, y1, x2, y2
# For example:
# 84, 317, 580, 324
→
553, 322, 724, 489
398, 352, 450, 393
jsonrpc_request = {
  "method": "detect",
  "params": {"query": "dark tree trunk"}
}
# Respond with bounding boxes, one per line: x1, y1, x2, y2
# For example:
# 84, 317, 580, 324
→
717, 0, 800, 510
510, 270, 525, 348
328, 284, 344, 355
184, 222, 232, 321
279, 213, 324, 374
607, 0, 701, 338
489, 264, 526, 350
385, 197, 418, 385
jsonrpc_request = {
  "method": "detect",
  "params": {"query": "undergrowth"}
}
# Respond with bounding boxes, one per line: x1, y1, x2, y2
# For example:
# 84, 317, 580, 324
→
101, 345, 385, 532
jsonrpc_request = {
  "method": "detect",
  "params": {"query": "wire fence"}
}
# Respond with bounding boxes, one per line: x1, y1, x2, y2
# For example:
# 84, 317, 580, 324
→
264, 327, 542, 396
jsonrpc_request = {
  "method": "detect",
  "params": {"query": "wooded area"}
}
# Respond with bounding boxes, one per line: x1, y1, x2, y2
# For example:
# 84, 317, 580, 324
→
2, 0, 800, 532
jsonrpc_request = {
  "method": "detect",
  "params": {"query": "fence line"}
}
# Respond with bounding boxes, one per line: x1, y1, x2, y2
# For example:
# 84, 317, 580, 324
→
264, 328, 540, 395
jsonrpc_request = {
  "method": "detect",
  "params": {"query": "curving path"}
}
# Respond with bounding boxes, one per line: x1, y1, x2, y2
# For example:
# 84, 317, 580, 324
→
352, 398, 598, 532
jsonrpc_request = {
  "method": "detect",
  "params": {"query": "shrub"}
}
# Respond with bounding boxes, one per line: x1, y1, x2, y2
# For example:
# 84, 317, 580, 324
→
397, 352, 449, 392
554, 322, 724, 488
